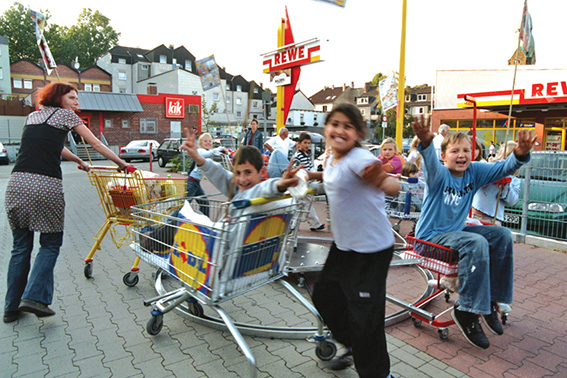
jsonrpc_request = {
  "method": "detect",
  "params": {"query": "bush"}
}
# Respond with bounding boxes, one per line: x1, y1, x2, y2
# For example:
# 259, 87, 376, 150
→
167, 155, 193, 173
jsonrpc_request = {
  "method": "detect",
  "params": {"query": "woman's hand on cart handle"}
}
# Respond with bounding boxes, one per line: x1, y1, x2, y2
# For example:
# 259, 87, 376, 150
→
77, 161, 91, 172
118, 164, 137, 173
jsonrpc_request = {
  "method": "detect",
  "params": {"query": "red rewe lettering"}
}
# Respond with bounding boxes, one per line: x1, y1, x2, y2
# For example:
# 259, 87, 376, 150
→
298, 45, 305, 59
288, 47, 297, 61
562, 81, 567, 95
547, 82, 558, 96
532, 83, 544, 97
281, 51, 287, 63
274, 53, 280, 65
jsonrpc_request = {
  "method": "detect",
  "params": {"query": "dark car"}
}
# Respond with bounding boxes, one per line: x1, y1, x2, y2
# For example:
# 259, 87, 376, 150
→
156, 138, 185, 167
503, 150, 567, 239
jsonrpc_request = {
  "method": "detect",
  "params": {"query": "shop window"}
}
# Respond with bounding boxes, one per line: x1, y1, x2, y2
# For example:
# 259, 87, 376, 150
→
140, 118, 158, 133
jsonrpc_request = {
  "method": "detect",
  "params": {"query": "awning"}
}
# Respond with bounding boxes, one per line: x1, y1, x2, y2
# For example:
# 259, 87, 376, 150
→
78, 92, 144, 112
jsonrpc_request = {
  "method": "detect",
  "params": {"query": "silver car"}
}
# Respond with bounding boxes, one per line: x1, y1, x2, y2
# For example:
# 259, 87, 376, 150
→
119, 140, 159, 162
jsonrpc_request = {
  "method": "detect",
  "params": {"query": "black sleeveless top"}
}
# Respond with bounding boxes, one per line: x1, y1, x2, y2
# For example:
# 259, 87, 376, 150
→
13, 109, 68, 179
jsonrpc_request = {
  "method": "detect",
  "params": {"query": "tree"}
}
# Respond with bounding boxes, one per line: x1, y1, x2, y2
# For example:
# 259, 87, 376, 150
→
63, 9, 120, 69
0, 2, 48, 63
201, 98, 218, 133
0, 3, 119, 68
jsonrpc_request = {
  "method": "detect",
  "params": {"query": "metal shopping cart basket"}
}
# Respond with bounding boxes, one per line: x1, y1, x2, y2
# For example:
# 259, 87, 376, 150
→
131, 196, 337, 378
84, 166, 187, 286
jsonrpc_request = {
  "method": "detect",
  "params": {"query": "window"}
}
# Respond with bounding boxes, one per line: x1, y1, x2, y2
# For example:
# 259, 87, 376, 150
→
118, 58, 126, 64
0, 69, 3, 80
417, 94, 427, 101
185, 60, 192, 71
140, 118, 157, 133
361, 109, 366, 116
84, 83, 92, 91
226, 84, 231, 90
172, 58, 177, 67
23, 79, 32, 89
253, 101, 258, 108
236, 111, 242, 118
254, 87, 259, 93
119, 88, 126, 94
226, 97, 231, 103
236, 85, 242, 92
322, 105, 327, 112
213, 92, 219, 101
93, 84, 100, 92
236, 98, 242, 105
405, 95, 411, 102
141, 65, 149, 70
159, 55, 167, 63
122, 119, 130, 129
104, 119, 113, 129
13, 78, 22, 88
118, 71, 127, 80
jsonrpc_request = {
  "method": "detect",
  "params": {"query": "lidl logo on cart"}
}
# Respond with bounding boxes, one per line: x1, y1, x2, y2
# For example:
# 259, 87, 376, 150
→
232, 214, 290, 278
171, 223, 216, 294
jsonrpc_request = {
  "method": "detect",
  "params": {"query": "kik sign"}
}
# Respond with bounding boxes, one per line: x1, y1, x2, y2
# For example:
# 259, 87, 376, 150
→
262, 38, 320, 74
165, 97, 185, 118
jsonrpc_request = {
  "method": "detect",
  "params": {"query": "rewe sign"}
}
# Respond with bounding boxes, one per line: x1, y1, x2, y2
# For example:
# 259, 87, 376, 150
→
262, 38, 320, 74
165, 98, 184, 118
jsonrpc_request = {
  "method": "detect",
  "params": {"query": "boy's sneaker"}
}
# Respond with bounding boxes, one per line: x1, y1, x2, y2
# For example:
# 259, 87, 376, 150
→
451, 305, 489, 349
482, 302, 504, 335
329, 348, 353, 370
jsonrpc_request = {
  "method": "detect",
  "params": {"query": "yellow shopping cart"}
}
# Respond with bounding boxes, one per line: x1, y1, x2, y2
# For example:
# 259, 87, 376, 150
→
83, 166, 187, 286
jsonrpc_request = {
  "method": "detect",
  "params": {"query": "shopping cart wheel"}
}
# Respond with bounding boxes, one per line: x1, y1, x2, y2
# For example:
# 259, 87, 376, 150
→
501, 313, 508, 325
438, 328, 449, 340
187, 301, 204, 317
411, 317, 422, 327
146, 315, 164, 335
123, 272, 139, 287
315, 340, 337, 361
84, 262, 93, 279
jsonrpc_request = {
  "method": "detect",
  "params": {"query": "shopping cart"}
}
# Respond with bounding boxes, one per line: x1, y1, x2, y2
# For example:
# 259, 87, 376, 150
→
84, 166, 187, 286
131, 196, 336, 378
385, 176, 424, 250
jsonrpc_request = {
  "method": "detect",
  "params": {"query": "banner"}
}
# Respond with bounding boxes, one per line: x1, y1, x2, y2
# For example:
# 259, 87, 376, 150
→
519, 1, 535, 59
196, 55, 221, 91
30, 10, 56, 75
378, 75, 398, 112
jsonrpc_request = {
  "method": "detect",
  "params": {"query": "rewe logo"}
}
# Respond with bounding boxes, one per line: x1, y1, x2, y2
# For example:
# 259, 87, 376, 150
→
165, 98, 184, 118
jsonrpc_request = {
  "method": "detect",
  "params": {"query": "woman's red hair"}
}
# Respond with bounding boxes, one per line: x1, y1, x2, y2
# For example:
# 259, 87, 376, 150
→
37, 82, 77, 108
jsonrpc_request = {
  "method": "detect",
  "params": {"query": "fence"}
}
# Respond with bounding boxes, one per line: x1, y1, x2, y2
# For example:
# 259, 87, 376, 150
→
503, 152, 567, 242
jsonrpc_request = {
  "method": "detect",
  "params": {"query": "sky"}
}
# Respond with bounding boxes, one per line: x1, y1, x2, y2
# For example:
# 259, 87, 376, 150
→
3, 0, 566, 97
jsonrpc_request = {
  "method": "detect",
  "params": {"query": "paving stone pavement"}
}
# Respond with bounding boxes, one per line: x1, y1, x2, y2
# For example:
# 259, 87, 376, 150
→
0, 160, 565, 377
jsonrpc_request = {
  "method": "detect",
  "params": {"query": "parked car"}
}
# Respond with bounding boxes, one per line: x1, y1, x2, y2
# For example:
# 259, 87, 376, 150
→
156, 138, 185, 167
213, 137, 237, 151
503, 150, 567, 239
0, 142, 9, 165
119, 140, 159, 162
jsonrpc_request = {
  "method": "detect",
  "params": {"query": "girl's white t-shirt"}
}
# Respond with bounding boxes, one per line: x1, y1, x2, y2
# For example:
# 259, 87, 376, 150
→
323, 147, 395, 253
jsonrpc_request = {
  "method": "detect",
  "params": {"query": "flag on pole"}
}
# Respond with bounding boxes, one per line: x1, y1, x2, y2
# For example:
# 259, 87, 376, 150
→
196, 55, 221, 91
519, 1, 535, 59
30, 9, 57, 75
314, 0, 346, 7
378, 75, 398, 112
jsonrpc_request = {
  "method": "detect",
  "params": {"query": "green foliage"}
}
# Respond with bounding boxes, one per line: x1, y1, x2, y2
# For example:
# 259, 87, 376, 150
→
0, 2, 119, 68
167, 154, 193, 173
201, 98, 218, 133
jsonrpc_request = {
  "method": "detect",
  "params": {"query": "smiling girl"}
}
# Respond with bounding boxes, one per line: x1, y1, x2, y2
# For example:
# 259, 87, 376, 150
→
305, 103, 399, 378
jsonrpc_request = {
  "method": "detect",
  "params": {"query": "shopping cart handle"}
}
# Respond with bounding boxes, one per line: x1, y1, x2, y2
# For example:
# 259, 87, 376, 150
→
232, 199, 252, 209
231, 189, 317, 209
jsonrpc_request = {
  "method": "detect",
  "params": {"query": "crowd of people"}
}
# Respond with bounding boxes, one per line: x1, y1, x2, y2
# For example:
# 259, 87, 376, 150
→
3, 84, 536, 377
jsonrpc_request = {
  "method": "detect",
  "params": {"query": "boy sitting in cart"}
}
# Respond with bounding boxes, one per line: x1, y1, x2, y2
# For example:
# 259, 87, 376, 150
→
411, 115, 536, 349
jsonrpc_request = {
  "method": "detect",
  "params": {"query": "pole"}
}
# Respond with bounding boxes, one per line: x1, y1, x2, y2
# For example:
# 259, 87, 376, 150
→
505, 0, 527, 146
396, 0, 407, 152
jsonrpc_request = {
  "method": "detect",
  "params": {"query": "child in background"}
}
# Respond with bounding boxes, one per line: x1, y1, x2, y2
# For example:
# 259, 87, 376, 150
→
396, 162, 425, 212
293, 132, 325, 231
412, 115, 536, 349
378, 137, 405, 175
186, 133, 228, 216
471, 141, 520, 226
406, 136, 422, 172
305, 103, 399, 378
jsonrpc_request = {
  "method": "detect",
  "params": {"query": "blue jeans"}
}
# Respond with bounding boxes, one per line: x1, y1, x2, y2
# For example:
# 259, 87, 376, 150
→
429, 225, 514, 315
186, 178, 209, 216
4, 229, 63, 311
267, 150, 289, 178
